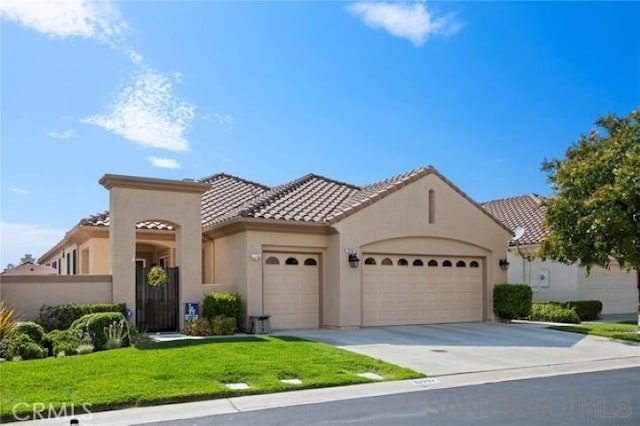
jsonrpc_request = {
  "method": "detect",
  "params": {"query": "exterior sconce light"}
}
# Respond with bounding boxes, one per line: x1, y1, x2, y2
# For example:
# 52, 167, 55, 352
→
250, 253, 262, 261
348, 253, 360, 268
499, 258, 510, 270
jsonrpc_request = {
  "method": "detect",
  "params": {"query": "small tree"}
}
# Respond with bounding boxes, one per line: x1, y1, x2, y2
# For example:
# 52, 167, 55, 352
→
540, 109, 640, 328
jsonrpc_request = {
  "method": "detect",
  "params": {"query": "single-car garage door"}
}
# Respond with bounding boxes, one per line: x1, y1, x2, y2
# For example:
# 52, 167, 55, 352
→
263, 253, 319, 330
363, 255, 483, 326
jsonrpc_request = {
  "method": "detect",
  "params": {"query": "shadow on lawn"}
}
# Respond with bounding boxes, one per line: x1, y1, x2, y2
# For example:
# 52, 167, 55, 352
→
135, 336, 269, 350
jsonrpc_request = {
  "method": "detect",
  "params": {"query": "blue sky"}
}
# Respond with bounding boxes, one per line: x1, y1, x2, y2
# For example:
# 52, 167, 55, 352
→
1, 1, 638, 267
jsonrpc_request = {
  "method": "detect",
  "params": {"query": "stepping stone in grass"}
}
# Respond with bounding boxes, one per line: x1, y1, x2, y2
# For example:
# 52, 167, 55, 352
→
280, 378, 303, 385
225, 383, 250, 390
358, 372, 383, 380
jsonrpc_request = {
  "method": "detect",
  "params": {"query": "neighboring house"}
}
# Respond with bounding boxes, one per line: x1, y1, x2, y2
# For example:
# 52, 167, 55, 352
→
482, 194, 637, 315
28, 166, 512, 331
1, 254, 57, 276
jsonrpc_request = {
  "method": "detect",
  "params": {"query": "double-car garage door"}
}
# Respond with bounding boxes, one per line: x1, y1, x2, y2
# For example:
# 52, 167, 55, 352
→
363, 254, 484, 326
263, 252, 484, 329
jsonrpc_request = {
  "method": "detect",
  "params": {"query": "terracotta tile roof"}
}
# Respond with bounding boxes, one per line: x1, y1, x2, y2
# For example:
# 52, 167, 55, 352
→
74, 167, 513, 234
80, 212, 176, 230
481, 194, 547, 246
199, 173, 270, 226
237, 174, 360, 223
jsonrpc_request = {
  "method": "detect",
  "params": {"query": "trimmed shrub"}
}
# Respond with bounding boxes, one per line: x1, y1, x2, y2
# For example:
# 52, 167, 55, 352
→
203, 292, 243, 330
46, 329, 81, 357
7, 334, 47, 360
493, 284, 533, 320
10, 322, 45, 344
211, 315, 236, 335
38, 302, 127, 332
563, 300, 602, 321
71, 312, 129, 350
529, 302, 581, 324
185, 318, 212, 336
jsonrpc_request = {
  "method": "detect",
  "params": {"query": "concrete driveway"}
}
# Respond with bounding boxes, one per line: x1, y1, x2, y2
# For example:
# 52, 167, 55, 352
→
280, 322, 639, 376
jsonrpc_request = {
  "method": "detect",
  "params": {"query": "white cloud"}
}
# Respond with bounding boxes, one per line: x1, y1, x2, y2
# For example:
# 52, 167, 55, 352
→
9, 187, 29, 195
49, 129, 76, 139
0, 222, 66, 267
203, 113, 234, 130
347, 1, 462, 46
0, 0, 127, 42
83, 69, 195, 152
149, 157, 181, 169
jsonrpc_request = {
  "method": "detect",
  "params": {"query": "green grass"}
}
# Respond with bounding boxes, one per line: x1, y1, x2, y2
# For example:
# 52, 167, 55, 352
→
549, 321, 640, 343
0, 336, 422, 421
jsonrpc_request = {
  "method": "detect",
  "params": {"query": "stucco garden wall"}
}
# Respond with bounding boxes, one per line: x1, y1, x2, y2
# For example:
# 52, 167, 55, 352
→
0, 275, 113, 321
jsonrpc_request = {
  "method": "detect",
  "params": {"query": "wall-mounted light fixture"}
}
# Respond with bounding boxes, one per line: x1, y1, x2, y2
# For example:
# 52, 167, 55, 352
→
345, 248, 360, 268
499, 258, 510, 270
250, 253, 262, 261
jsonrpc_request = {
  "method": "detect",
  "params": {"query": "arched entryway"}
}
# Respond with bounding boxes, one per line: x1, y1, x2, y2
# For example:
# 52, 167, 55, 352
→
100, 175, 210, 331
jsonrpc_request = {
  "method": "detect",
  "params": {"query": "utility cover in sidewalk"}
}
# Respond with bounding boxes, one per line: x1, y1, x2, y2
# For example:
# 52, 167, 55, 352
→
280, 379, 303, 385
413, 378, 440, 387
225, 383, 250, 390
358, 372, 383, 380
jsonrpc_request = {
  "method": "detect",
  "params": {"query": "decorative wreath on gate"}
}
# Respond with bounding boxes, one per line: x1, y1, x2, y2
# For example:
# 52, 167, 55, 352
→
147, 266, 168, 287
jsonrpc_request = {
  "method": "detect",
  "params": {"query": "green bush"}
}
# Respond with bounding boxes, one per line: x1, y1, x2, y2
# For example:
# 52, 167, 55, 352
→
71, 312, 129, 350
563, 300, 602, 321
7, 333, 47, 360
185, 318, 212, 336
46, 329, 81, 357
529, 302, 581, 324
203, 292, 243, 329
492, 284, 533, 320
10, 322, 45, 344
211, 315, 236, 335
38, 302, 127, 332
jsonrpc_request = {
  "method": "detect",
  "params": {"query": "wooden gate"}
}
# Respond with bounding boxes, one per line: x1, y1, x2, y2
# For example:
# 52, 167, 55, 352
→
135, 267, 179, 332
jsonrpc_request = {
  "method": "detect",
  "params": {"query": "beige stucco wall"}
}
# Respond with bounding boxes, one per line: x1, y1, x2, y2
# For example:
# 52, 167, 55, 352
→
507, 251, 579, 302
87, 237, 111, 274
0, 275, 112, 321
507, 251, 637, 314
579, 265, 637, 314
332, 173, 511, 327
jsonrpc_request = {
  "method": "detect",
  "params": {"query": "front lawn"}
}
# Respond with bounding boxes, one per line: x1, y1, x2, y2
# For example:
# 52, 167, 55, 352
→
549, 321, 640, 343
0, 336, 422, 421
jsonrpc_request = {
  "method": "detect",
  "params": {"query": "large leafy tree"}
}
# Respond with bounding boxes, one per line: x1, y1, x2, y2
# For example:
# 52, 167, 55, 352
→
540, 109, 640, 326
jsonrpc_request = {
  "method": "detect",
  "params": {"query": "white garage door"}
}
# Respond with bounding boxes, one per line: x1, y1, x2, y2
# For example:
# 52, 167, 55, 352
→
263, 253, 319, 330
363, 255, 484, 326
